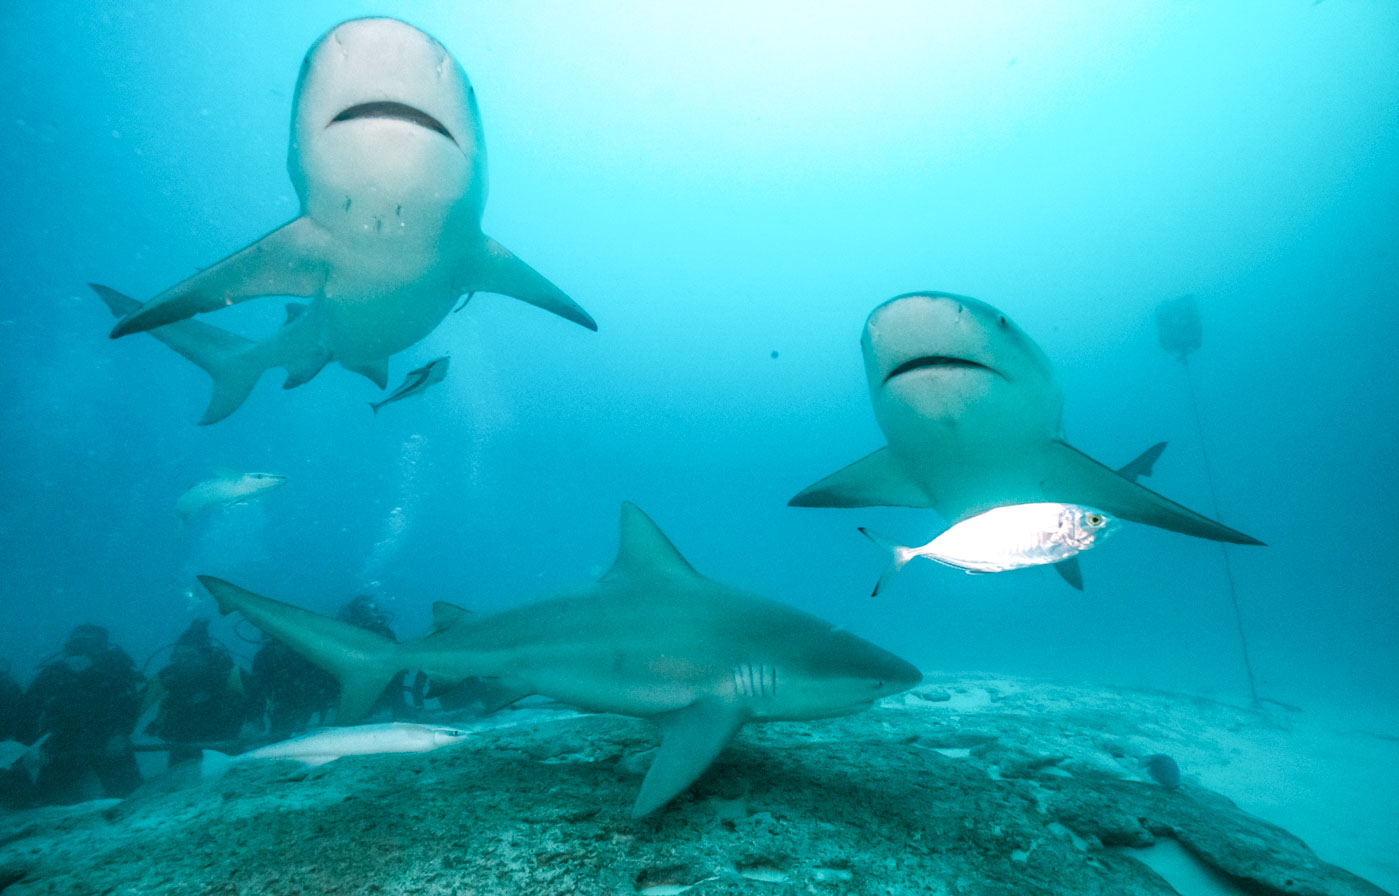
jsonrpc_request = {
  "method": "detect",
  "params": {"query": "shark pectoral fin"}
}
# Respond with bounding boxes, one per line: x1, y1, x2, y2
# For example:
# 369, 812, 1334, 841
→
467, 236, 597, 331
93, 284, 270, 424
341, 358, 390, 390
1117, 441, 1167, 482
1053, 557, 1085, 591
1041, 441, 1263, 546
632, 699, 747, 819
109, 217, 329, 337
789, 448, 933, 508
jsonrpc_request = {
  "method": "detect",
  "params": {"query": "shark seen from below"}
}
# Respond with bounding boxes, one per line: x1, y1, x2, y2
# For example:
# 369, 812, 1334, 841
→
96, 17, 595, 424
790, 292, 1261, 549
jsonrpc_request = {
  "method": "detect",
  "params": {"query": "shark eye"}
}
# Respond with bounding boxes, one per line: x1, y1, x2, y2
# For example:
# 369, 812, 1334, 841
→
998, 315, 1007, 328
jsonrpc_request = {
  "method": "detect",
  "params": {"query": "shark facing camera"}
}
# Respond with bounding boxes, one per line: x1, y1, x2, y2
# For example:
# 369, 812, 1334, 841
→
94, 17, 596, 425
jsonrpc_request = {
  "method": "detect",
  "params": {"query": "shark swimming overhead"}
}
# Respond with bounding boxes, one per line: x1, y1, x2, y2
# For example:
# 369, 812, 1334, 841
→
97, 17, 595, 424
790, 293, 1262, 546
199, 503, 921, 818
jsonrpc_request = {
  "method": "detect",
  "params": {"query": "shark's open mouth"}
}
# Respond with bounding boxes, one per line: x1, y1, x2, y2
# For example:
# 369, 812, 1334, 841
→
329, 102, 457, 146
884, 355, 1001, 384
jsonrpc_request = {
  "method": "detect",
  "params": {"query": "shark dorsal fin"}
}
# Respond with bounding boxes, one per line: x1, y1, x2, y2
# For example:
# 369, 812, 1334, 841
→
602, 503, 698, 584
429, 601, 471, 634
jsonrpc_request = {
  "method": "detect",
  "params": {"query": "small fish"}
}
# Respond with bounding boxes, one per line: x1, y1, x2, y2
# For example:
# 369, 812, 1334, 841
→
859, 502, 1118, 596
201, 722, 469, 779
1140, 753, 1181, 788
370, 356, 449, 414
176, 471, 287, 521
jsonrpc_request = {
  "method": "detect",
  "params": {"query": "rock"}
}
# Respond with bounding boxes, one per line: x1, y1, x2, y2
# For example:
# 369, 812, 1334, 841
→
0, 685, 1386, 896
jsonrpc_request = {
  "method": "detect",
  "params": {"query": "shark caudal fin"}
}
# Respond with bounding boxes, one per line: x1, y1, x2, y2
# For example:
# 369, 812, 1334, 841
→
107, 217, 329, 337
465, 236, 597, 332
1040, 441, 1262, 546
93, 284, 272, 424
857, 527, 919, 597
198, 576, 404, 724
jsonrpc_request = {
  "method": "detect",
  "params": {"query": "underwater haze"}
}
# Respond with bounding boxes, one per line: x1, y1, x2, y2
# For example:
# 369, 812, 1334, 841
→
2, 0, 1397, 734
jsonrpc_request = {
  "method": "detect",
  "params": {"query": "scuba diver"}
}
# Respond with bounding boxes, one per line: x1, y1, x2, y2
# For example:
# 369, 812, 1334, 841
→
145, 620, 249, 767
0, 659, 35, 808
18, 625, 143, 804
248, 634, 337, 739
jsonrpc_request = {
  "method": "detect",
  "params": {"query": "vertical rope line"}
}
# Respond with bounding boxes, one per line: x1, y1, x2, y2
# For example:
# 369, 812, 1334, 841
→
1182, 358, 1259, 704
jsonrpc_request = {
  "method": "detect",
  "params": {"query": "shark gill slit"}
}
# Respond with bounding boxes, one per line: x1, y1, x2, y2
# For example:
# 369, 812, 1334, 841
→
329, 101, 457, 146
884, 356, 1001, 384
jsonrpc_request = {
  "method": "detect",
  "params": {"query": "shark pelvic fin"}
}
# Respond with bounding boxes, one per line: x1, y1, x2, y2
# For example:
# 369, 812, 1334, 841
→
789, 447, 933, 508
198, 575, 403, 725
341, 358, 390, 390
602, 503, 699, 585
466, 236, 597, 331
1040, 441, 1262, 546
93, 284, 270, 425
1053, 557, 1085, 591
109, 217, 329, 337
282, 350, 331, 390
633, 698, 747, 818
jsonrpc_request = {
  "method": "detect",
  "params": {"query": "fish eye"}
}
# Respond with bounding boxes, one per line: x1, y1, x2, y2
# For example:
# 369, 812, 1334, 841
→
1088, 514, 1105, 526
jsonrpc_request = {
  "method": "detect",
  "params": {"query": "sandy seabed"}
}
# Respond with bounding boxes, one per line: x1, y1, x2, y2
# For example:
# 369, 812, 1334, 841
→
0, 675, 1393, 896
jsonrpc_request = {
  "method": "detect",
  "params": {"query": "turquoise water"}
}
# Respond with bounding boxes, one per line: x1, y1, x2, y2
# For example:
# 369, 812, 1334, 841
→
1, 1, 1396, 728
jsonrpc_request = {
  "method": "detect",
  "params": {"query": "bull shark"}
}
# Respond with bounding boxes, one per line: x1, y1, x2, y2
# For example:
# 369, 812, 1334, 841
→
199, 503, 921, 817
97, 17, 595, 424
370, 356, 449, 414
790, 293, 1261, 547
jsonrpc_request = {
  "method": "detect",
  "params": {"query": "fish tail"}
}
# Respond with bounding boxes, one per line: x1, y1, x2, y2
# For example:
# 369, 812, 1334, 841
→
858, 527, 917, 597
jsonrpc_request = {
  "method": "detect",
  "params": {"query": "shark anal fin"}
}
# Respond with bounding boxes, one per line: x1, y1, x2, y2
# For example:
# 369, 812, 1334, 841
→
1042, 441, 1263, 546
1053, 557, 1085, 591
789, 447, 933, 508
93, 284, 269, 425
633, 698, 747, 819
341, 358, 390, 390
109, 216, 329, 337
466, 236, 597, 331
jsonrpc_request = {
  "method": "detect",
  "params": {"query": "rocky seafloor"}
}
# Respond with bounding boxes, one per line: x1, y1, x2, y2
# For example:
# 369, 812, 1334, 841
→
0, 676, 1391, 896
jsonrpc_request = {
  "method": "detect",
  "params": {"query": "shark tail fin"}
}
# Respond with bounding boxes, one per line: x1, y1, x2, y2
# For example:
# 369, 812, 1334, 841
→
466, 236, 597, 331
858, 527, 918, 597
197, 575, 405, 725
92, 284, 270, 425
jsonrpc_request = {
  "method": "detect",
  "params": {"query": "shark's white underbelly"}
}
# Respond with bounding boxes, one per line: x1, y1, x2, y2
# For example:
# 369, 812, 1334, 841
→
315, 254, 458, 361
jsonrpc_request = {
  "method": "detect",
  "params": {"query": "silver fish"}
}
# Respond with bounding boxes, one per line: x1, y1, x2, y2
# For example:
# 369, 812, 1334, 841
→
860, 502, 1118, 595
